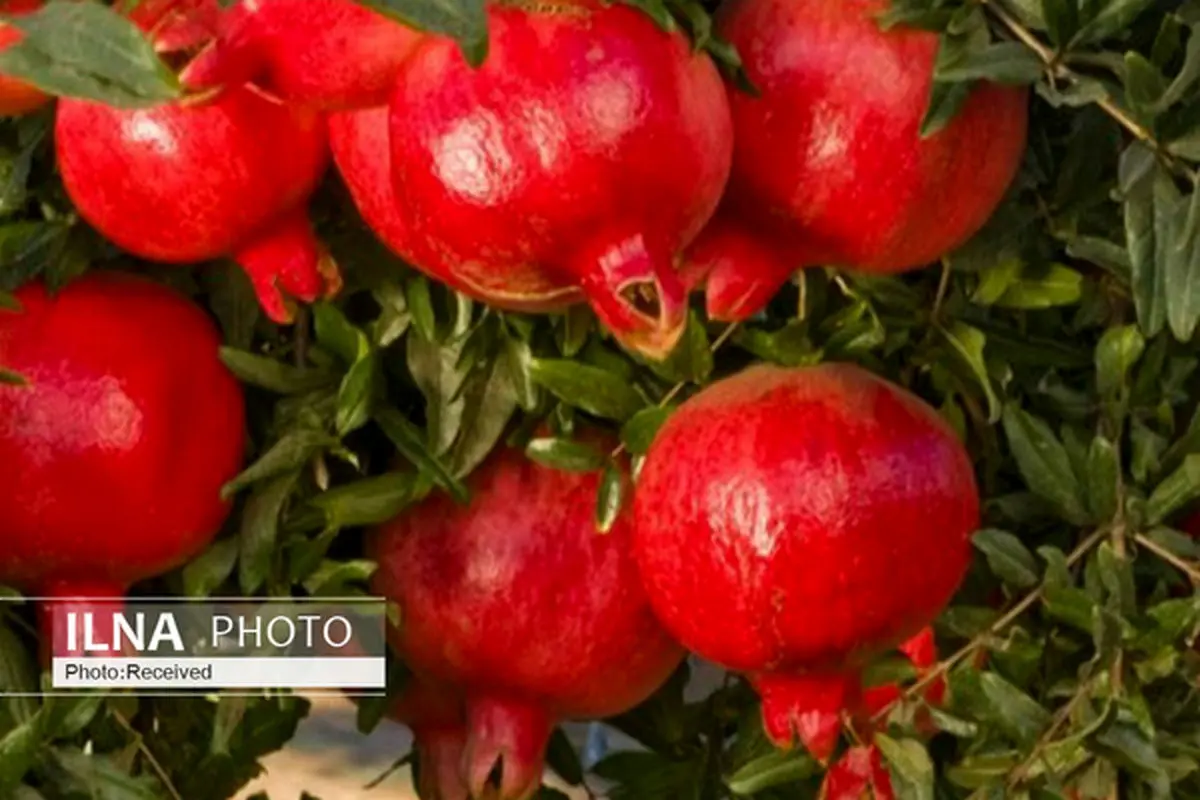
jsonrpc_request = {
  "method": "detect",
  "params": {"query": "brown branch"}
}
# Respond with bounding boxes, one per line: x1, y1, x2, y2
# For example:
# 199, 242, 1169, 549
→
1008, 678, 1093, 787
870, 526, 1108, 724
112, 709, 184, 800
1134, 532, 1200, 584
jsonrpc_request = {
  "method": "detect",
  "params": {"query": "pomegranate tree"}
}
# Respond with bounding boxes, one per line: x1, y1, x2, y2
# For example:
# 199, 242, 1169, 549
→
634, 363, 979, 760
0, 272, 244, 637
369, 442, 683, 799
685, 0, 1028, 320
380, 0, 733, 359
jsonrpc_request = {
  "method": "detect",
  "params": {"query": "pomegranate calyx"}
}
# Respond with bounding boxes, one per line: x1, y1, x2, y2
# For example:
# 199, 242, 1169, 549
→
570, 228, 687, 361
232, 207, 343, 324
413, 724, 471, 800
751, 671, 862, 763
464, 694, 552, 800
685, 219, 795, 322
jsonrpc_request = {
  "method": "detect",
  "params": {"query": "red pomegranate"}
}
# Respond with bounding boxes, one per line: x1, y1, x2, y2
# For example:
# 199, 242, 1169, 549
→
0, 0, 51, 115
822, 745, 894, 800
633, 364, 979, 761
180, 0, 422, 110
127, 0, 221, 52
684, 0, 1028, 321
0, 272, 244, 640
382, 0, 732, 359
369, 442, 684, 800
55, 86, 338, 323
390, 678, 470, 800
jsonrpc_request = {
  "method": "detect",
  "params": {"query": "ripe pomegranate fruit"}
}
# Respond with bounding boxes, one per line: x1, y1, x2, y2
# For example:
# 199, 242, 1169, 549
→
0, 0, 50, 115
633, 363, 980, 761
383, 0, 733, 359
180, 0, 422, 110
55, 86, 338, 323
369, 442, 684, 800
127, 0, 220, 52
684, 0, 1028, 321
390, 678, 470, 800
822, 745, 894, 800
0, 272, 244, 642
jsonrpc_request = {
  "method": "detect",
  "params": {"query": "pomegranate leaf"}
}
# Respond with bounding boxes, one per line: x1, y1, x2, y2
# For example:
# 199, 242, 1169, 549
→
529, 358, 646, 421
525, 437, 606, 473
352, 0, 488, 67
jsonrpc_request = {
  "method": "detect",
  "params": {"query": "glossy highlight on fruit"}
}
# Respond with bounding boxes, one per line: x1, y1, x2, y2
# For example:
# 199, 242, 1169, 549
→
0, 272, 244, 621
0, 0, 51, 115
383, 0, 733, 359
55, 86, 339, 323
633, 363, 979, 760
369, 442, 684, 799
181, 0, 423, 110
686, 0, 1028, 321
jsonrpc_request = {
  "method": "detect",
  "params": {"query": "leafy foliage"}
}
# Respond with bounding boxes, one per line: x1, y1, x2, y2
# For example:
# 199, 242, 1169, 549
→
1, 0, 1200, 797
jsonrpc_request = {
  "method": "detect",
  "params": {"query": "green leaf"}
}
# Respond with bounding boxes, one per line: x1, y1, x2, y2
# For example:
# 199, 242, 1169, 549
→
310, 473, 430, 532
0, 0, 179, 107
724, 749, 816, 795
238, 469, 301, 595
940, 322, 1001, 423
375, 406, 469, 503
648, 311, 712, 383
355, 0, 488, 67
219, 348, 336, 394
0, 366, 26, 386
1041, 0, 1078, 46
1001, 405, 1089, 524
595, 462, 625, 533
973, 529, 1040, 589
620, 406, 672, 455
302, 558, 377, 596
875, 734, 934, 800
222, 429, 337, 499
1073, 0, 1158, 45
920, 80, 972, 138
1123, 157, 1172, 337
979, 672, 1052, 746
525, 437, 606, 472
181, 537, 239, 598
0, 622, 36, 724
992, 263, 1084, 308
1084, 436, 1120, 522
312, 302, 369, 365
529, 358, 645, 421
335, 352, 380, 436
1094, 325, 1145, 398
49, 747, 164, 799
1145, 453, 1200, 524
1166, 187, 1200, 340
1125, 51, 1167, 116
936, 42, 1044, 84
43, 694, 103, 739
0, 716, 41, 795
447, 352, 518, 477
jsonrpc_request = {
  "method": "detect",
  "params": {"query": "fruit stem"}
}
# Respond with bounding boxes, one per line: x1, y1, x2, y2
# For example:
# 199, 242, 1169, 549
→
568, 227, 687, 361
750, 670, 862, 764
34, 578, 128, 666
232, 206, 343, 324
464, 694, 553, 800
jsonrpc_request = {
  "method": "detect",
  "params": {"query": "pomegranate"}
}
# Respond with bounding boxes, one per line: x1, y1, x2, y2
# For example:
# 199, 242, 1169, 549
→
180, 0, 422, 110
369, 442, 684, 799
822, 745, 894, 800
127, 0, 221, 52
633, 363, 979, 761
382, 0, 733, 359
390, 678, 470, 800
55, 86, 338, 323
0, 0, 50, 115
0, 272, 244, 642
685, 0, 1028, 321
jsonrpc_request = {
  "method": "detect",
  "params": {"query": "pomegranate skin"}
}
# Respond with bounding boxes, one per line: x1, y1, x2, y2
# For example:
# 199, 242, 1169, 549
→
633, 364, 979, 760
386, 0, 733, 359
0, 0, 50, 115
390, 679, 470, 800
329, 107, 580, 312
55, 87, 339, 323
369, 444, 684, 800
0, 272, 244, 596
181, 0, 422, 110
688, 0, 1028, 320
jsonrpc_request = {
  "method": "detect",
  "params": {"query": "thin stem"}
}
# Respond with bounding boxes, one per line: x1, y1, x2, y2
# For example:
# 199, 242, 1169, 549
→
1134, 532, 1200, 583
870, 526, 1107, 724
1007, 678, 1093, 787
931, 258, 952, 323
112, 709, 184, 800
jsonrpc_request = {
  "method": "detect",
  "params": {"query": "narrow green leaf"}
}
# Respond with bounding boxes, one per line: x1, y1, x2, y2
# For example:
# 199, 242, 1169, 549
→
1041, 0, 1078, 46
595, 462, 625, 534
405, 274, 437, 342
1146, 453, 1200, 523
1084, 436, 1120, 522
50, 747, 164, 798
1094, 325, 1145, 398
1166, 187, 1200, 340
0, 716, 41, 795
375, 406, 469, 503
1124, 159, 1171, 336
309, 472, 432, 529
525, 437, 606, 473
335, 352, 380, 436
448, 352, 518, 478
941, 322, 1001, 422
529, 358, 645, 421
312, 302, 369, 364
993, 263, 1083, 308
239, 469, 301, 595
973, 529, 1040, 589
222, 429, 337, 499
937, 42, 1044, 84
1073, 0, 1158, 45
920, 80, 972, 138
354, 0, 488, 67
181, 537, 239, 598
979, 672, 1052, 746
219, 348, 336, 394
875, 734, 935, 800
725, 749, 817, 795
621, 406, 672, 456
1001, 405, 1089, 524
